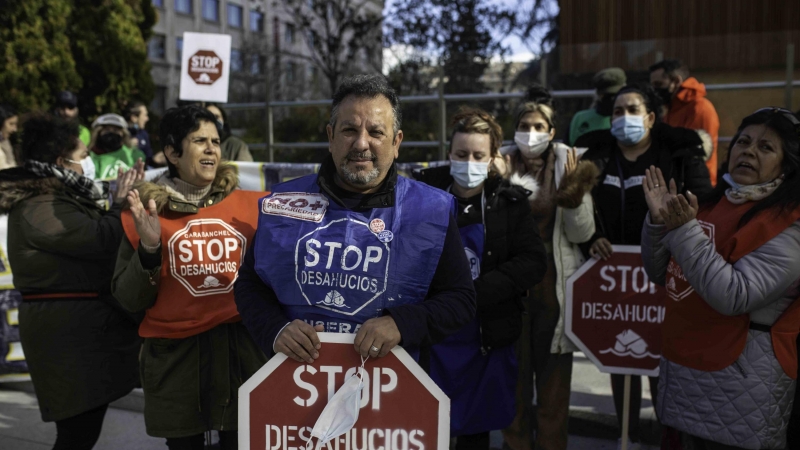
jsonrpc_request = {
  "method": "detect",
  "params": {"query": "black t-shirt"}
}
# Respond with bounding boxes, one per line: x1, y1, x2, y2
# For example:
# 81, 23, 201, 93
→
453, 192, 483, 228
597, 145, 660, 245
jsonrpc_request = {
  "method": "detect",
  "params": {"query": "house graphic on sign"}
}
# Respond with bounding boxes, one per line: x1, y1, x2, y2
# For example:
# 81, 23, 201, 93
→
599, 329, 660, 359
197, 73, 212, 83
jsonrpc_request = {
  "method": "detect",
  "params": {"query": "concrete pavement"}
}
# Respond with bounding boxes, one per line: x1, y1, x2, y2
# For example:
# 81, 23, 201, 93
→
0, 351, 657, 449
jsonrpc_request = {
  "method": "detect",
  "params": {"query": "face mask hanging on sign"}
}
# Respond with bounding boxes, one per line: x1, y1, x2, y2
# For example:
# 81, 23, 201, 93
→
304, 356, 369, 450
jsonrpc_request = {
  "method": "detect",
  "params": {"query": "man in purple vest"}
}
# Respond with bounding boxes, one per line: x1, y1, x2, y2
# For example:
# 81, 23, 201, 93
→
235, 75, 476, 368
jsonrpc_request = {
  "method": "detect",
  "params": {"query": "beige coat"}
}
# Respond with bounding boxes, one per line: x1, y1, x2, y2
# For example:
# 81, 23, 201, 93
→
508, 143, 598, 353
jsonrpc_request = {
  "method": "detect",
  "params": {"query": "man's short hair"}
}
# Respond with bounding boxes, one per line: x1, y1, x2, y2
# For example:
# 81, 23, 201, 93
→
329, 75, 402, 137
648, 59, 690, 80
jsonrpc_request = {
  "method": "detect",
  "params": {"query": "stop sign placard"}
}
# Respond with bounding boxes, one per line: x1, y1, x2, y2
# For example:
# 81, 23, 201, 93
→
565, 245, 665, 376
188, 50, 224, 85
239, 333, 449, 450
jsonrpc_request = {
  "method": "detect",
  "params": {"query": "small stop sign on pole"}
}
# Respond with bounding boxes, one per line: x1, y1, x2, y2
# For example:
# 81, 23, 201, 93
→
188, 50, 224, 85
565, 245, 665, 376
239, 333, 450, 450
179, 32, 231, 103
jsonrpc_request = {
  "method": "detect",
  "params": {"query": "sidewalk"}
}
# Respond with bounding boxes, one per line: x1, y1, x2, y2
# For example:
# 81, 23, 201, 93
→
0, 351, 657, 449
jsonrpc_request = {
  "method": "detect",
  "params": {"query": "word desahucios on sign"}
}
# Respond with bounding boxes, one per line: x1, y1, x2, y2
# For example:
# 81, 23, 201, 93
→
179, 32, 231, 103
239, 333, 449, 450
565, 245, 665, 376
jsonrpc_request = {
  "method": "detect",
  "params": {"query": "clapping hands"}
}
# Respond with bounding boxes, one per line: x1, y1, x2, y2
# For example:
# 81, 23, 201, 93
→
643, 166, 698, 230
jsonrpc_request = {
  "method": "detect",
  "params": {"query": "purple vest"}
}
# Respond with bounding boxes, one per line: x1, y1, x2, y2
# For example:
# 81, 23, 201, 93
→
253, 174, 454, 341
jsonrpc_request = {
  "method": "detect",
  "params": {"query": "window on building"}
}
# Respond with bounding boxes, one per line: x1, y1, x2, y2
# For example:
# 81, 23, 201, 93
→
308, 65, 318, 83
202, 0, 219, 21
148, 34, 166, 60
227, 4, 243, 28
250, 10, 264, 32
231, 49, 243, 72
152, 0, 164, 8
284, 23, 295, 44
176, 37, 183, 63
306, 30, 316, 49
286, 62, 296, 83
250, 55, 264, 75
151, 87, 168, 115
174, 0, 192, 14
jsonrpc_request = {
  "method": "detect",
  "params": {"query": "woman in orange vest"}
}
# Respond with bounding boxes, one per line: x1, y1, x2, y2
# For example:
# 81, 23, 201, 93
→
641, 107, 800, 450
111, 105, 266, 450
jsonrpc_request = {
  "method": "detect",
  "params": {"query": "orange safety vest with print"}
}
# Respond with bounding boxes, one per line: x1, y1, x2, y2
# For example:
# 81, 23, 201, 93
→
121, 190, 264, 339
663, 197, 800, 378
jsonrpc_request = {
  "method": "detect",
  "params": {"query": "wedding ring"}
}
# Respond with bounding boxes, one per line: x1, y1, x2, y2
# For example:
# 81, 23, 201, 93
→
370, 346, 380, 353
654, 184, 660, 187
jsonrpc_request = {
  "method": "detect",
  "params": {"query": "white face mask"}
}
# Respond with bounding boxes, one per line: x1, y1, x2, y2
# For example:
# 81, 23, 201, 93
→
450, 160, 489, 189
305, 358, 367, 450
67, 156, 96, 180
515, 131, 550, 158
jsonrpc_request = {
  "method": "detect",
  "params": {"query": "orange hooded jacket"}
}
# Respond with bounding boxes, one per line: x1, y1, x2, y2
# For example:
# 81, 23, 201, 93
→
665, 77, 720, 185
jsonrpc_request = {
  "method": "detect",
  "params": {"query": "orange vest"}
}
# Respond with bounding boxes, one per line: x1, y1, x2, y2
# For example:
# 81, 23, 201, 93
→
121, 190, 264, 339
663, 197, 800, 378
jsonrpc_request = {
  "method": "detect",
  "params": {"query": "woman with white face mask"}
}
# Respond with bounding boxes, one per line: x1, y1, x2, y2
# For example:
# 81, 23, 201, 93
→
577, 83, 712, 450
415, 107, 547, 450
500, 87, 599, 450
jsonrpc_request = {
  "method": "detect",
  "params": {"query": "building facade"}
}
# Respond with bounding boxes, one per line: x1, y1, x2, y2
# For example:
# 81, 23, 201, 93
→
147, 0, 383, 113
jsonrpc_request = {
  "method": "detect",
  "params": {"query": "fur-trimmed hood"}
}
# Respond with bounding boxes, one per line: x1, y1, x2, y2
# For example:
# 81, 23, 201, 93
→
509, 172, 540, 201
0, 168, 64, 215
133, 163, 239, 213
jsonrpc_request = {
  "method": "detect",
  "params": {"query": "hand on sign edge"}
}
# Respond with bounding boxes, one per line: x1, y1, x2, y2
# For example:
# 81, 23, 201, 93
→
354, 315, 401, 358
589, 237, 613, 261
275, 319, 323, 364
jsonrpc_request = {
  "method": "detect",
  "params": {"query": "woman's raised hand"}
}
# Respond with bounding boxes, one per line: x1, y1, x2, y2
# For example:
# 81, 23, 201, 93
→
127, 188, 161, 249
643, 166, 676, 225
564, 147, 579, 177
661, 191, 699, 231
113, 159, 146, 204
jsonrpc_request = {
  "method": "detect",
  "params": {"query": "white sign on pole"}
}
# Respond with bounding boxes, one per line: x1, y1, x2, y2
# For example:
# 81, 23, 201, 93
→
179, 32, 232, 103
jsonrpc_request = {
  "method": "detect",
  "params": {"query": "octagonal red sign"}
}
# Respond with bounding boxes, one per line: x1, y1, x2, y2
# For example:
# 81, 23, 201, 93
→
188, 50, 224, 85
167, 218, 246, 297
565, 245, 665, 376
239, 333, 449, 450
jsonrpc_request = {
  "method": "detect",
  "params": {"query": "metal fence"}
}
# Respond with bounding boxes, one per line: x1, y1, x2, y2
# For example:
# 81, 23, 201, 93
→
225, 78, 800, 162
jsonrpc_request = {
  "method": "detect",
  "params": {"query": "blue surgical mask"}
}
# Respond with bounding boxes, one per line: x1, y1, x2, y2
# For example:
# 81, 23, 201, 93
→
611, 115, 647, 146
450, 160, 489, 189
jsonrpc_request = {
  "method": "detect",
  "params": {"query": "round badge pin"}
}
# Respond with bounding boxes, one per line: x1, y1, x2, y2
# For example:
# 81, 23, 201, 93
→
377, 230, 394, 243
369, 218, 386, 234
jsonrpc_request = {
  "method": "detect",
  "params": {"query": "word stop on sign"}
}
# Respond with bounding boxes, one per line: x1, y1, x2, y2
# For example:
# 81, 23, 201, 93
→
293, 364, 398, 410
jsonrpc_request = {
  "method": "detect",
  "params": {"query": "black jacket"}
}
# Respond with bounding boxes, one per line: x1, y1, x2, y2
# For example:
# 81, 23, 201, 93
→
415, 166, 548, 348
577, 122, 712, 248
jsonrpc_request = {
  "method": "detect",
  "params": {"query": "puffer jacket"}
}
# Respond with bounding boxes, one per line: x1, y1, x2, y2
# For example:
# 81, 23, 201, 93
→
505, 143, 598, 353
642, 215, 800, 449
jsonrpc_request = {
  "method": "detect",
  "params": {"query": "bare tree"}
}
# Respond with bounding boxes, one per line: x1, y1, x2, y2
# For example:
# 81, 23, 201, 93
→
276, 0, 384, 95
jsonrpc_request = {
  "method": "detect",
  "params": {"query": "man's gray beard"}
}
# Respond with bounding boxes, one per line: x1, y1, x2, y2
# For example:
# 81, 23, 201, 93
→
339, 161, 381, 186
